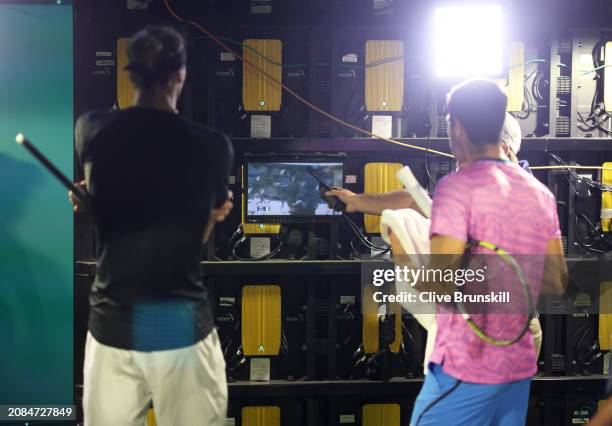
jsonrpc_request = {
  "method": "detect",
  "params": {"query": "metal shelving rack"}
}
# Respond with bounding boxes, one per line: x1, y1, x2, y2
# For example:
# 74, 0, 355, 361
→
73, 131, 612, 425
70, 0, 612, 422
75, 256, 612, 425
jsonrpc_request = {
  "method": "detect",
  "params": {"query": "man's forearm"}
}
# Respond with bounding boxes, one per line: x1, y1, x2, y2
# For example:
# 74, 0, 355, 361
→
355, 191, 415, 215
203, 217, 215, 242
587, 397, 612, 426
542, 238, 568, 295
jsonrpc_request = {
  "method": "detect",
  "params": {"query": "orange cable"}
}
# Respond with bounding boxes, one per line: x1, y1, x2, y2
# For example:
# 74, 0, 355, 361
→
163, 0, 454, 158
163, 0, 612, 173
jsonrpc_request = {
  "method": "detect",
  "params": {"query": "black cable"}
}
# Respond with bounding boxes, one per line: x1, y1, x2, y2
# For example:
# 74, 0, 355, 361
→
401, 320, 414, 342
339, 304, 357, 346
343, 214, 388, 251
349, 237, 390, 260
342, 212, 393, 260
231, 235, 284, 260
223, 320, 247, 372
221, 321, 240, 352
280, 326, 290, 355
575, 211, 612, 254
532, 69, 546, 104
516, 67, 541, 120
226, 347, 247, 372
548, 153, 612, 253
549, 153, 611, 191
571, 311, 602, 368
577, 111, 598, 132
226, 225, 244, 255
231, 237, 282, 260
579, 39, 612, 135
415, 378, 461, 426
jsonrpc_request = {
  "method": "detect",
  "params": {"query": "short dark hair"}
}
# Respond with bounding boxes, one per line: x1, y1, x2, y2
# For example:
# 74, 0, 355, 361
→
126, 26, 186, 90
446, 78, 507, 146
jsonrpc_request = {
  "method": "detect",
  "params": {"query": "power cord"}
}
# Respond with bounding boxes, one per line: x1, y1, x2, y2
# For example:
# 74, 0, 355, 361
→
571, 311, 602, 374
575, 211, 612, 254
228, 224, 286, 261
549, 153, 612, 192
575, 39, 612, 135
342, 214, 390, 260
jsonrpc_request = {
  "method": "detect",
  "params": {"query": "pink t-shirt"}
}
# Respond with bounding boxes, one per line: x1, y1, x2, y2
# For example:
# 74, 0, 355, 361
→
429, 159, 561, 384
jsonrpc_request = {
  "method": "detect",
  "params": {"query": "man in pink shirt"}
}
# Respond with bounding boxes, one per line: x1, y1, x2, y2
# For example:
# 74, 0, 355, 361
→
390, 78, 567, 425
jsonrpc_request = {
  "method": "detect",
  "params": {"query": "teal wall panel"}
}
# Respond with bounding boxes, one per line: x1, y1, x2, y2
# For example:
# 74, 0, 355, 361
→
0, 2, 73, 404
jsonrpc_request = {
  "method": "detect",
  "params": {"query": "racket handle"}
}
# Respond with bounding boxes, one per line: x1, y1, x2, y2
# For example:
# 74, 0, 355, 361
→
16, 133, 89, 202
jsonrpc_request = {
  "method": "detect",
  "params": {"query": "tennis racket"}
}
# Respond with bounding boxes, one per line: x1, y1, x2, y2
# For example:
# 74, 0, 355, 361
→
456, 239, 535, 346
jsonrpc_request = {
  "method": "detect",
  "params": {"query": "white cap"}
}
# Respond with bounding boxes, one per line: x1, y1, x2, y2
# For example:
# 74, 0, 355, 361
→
500, 113, 522, 154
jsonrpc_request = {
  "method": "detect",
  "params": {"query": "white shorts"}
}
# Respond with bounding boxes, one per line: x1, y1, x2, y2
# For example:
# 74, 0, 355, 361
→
83, 329, 227, 426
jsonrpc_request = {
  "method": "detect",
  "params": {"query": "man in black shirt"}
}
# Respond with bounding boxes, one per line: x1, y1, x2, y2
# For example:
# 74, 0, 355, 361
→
72, 26, 233, 425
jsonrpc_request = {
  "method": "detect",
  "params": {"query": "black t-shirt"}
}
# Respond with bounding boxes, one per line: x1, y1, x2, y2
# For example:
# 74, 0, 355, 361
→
75, 107, 233, 350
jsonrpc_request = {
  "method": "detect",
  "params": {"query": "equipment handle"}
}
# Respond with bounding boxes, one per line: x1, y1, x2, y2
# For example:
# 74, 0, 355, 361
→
396, 166, 432, 218
15, 133, 90, 202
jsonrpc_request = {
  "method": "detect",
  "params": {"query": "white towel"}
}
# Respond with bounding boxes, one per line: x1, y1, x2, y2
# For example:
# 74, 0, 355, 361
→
380, 208, 437, 374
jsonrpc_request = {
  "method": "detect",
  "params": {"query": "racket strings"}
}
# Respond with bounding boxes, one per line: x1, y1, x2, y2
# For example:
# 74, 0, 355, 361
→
457, 240, 535, 346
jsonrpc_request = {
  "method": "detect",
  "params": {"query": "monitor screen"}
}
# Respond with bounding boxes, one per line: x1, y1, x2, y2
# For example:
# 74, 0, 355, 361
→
246, 160, 344, 222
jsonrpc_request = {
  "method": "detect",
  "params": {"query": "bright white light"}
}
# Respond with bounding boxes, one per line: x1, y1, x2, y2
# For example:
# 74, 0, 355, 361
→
434, 5, 504, 77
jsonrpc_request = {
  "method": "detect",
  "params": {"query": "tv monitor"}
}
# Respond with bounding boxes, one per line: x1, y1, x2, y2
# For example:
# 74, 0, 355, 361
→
245, 155, 345, 224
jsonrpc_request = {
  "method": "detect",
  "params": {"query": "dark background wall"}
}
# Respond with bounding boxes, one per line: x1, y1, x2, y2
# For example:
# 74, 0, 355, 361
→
71, 4, 612, 424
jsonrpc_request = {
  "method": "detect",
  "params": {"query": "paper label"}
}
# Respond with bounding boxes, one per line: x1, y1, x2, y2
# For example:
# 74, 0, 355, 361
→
342, 53, 358, 63
251, 1, 272, 14
574, 293, 591, 307
340, 295, 356, 305
250, 237, 271, 258
339, 414, 356, 423
219, 297, 236, 305
127, 0, 150, 9
250, 358, 271, 381
96, 60, 115, 66
221, 52, 236, 62
372, 115, 393, 139
251, 115, 272, 138
96, 51, 112, 57
374, 0, 393, 14
345, 175, 357, 184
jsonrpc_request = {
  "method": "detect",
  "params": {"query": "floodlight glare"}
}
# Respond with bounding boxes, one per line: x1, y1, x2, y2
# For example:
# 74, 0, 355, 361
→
434, 5, 504, 77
